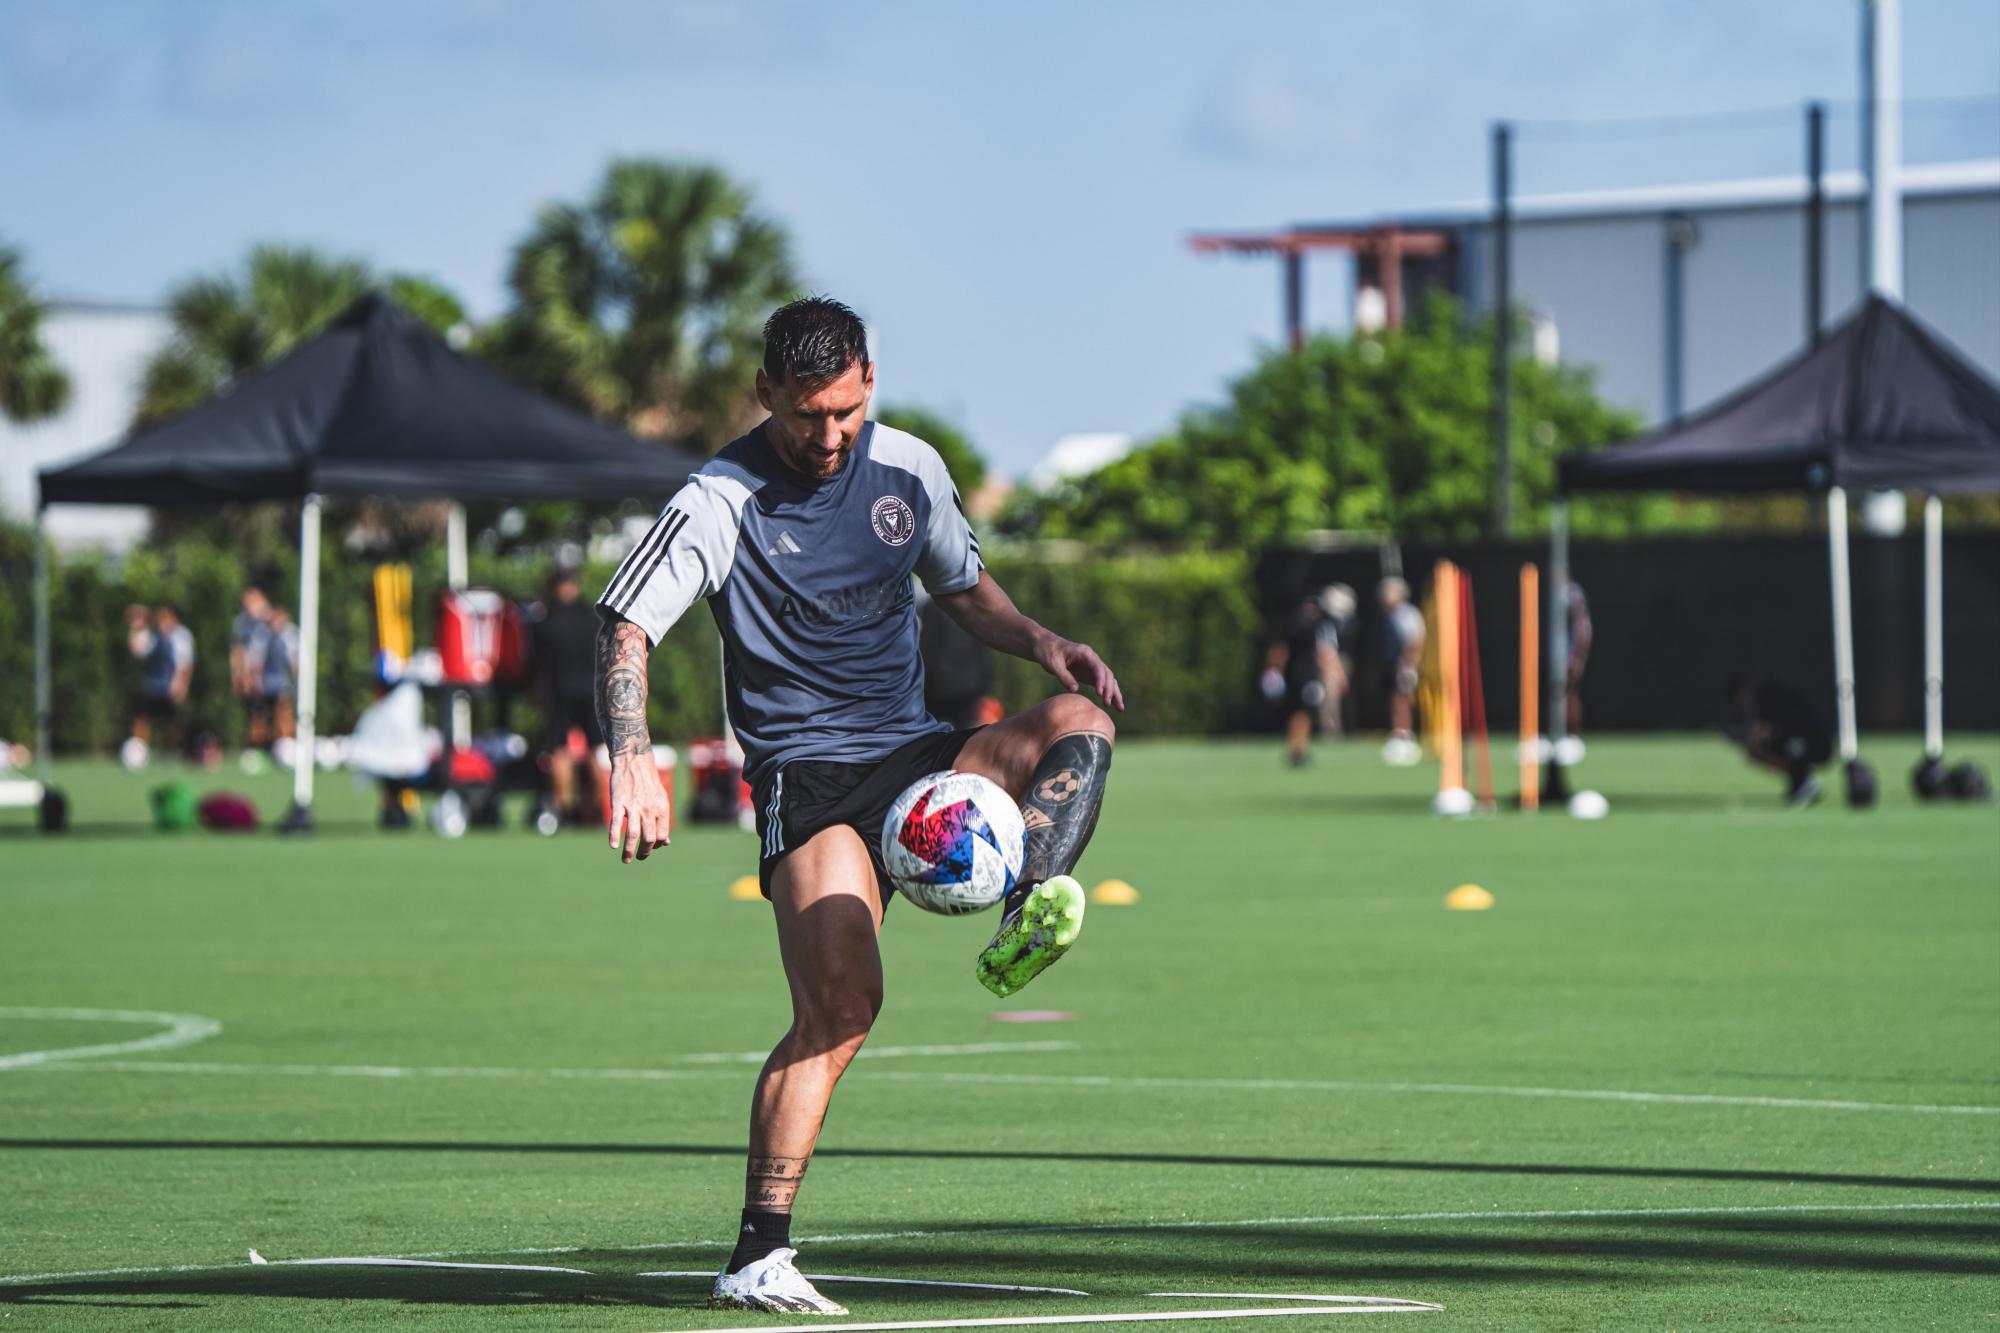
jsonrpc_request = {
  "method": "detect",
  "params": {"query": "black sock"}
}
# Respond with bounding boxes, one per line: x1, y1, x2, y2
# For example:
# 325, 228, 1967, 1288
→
1018, 731, 1112, 890
727, 1208, 792, 1273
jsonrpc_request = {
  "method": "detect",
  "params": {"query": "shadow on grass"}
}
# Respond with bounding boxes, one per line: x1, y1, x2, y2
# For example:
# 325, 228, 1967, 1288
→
3, 1138, 1995, 1195
5, 1211, 1995, 1313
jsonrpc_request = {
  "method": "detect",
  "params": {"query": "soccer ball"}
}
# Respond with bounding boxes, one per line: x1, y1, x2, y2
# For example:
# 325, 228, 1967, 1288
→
880, 770, 1025, 915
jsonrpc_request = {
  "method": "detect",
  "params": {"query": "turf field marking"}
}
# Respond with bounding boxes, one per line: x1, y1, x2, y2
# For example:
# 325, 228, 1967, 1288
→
859, 1070, 2000, 1116
0, 1007, 221, 1069
17, 1046, 1991, 1115
247, 1250, 593, 1275
636, 1292, 1444, 1331
640, 1270, 1093, 1295
17, 1040, 1077, 1081
3, 1202, 1995, 1289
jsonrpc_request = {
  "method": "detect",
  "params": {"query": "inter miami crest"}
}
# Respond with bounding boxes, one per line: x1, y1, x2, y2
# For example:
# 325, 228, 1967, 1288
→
871, 495, 916, 546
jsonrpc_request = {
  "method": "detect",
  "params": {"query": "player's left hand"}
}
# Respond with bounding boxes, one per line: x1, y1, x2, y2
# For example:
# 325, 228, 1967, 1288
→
1037, 635, 1124, 712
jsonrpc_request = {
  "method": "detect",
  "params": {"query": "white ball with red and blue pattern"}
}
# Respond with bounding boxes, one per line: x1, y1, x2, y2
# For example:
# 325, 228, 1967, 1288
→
880, 770, 1025, 915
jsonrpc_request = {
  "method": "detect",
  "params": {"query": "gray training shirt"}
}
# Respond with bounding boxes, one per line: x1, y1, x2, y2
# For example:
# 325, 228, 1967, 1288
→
597, 420, 983, 787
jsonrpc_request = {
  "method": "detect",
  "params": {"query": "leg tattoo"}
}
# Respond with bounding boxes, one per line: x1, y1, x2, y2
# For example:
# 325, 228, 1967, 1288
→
1019, 731, 1112, 885
745, 1154, 810, 1212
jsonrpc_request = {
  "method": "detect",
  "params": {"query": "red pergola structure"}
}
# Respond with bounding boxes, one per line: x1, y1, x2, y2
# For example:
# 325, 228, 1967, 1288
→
1189, 225, 1451, 350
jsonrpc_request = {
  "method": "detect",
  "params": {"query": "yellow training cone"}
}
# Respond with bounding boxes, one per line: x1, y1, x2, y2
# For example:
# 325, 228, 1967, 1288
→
727, 875, 764, 901
1445, 884, 1494, 911
1091, 879, 1140, 905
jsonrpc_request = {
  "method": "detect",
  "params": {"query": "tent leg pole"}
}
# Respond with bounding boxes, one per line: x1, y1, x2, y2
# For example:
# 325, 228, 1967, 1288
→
1827, 486, 1876, 806
447, 501, 470, 751
1828, 487, 1858, 762
32, 508, 53, 787
283, 494, 324, 834
1923, 493, 1943, 760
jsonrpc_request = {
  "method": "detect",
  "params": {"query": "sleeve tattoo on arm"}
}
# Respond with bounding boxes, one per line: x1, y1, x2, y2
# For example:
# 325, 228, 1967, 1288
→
595, 617, 653, 759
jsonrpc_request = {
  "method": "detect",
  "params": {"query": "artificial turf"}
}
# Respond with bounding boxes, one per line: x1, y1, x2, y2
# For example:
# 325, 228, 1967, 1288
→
2, 734, 1996, 1330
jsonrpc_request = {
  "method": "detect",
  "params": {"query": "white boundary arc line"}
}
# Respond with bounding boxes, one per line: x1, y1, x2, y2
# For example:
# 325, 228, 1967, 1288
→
0, 1008, 223, 1070
16, 1055, 1995, 1116
640, 1280, 1440, 1320
248, 1251, 593, 1276
3, 1202, 1995, 1289
639, 1271, 1093, 1296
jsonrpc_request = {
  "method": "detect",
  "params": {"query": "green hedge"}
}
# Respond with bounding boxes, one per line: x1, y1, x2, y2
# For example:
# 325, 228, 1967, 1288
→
0, 526, 1254, 751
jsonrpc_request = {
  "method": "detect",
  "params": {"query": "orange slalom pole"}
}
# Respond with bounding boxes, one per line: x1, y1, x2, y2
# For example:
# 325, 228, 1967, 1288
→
1461, 574, 1495, 810
1436, 562, 1463, 796
1520, 563, 1540, 811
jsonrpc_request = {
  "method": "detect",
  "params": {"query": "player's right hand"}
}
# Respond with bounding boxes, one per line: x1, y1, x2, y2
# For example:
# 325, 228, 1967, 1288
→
608, 756, 671, 864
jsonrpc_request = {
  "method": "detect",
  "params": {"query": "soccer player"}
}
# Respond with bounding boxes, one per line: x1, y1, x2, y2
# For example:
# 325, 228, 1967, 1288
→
594, 298, 1121, 1315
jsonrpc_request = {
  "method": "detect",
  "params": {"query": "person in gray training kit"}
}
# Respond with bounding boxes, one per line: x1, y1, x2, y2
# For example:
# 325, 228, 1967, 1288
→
593, 297, 1122, 1316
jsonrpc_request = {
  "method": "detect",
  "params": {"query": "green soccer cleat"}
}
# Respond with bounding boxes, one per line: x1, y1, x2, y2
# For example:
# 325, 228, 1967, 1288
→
976, 875, 1086, 998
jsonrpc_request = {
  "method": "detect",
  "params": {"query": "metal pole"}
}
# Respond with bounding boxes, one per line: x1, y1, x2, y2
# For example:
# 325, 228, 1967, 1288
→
1923, 493, 1943, 759
446, 501, 471, 748
1864, 0, 1903, 299
1806, 101, 1825, 344
1283, 249, 1305, 352
1490, 121, 1513, 538
1827, 487, 1860, 762
32, 507, 52, 787
286, 494, 324, 829
1663, 214, 1692, 423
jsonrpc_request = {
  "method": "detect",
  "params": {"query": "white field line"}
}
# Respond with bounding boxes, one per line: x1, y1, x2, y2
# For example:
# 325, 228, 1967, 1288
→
2, 1202, 1995, 1289
637, 1296, 1444, 1332
12, 1041, 1078, 1083
639, 1271, 1092, 1296
248, 1251, 593, 1276
859, 1070, 2000, 1117
0, 1008, 223, 1070
18, 1054, 1996, 1117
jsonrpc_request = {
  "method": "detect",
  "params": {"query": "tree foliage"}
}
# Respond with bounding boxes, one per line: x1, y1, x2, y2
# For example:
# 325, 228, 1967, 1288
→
481, 159, 799, 452
874, 404, 986, 494
0, 243, 72, 424
1004, 297, 1678, 546
134, 244, 466, 430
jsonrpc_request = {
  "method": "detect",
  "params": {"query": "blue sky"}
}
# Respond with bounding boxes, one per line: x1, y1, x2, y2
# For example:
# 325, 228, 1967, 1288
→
3, 0, 1996, 475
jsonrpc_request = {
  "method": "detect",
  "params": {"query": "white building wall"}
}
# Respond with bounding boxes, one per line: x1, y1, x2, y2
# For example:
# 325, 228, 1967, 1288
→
0, 303, 169, 552
1451, 169, 1999, 427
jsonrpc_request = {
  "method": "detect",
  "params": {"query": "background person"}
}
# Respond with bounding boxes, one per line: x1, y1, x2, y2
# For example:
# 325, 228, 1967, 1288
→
1563, 580, 1593, 748
230, 584, 272, 751
127, 603, 195, 763
1264, 595, 1342, 766
1317, 583, 1357, 738
1725, 673, 1830, 807
1379, 576, 1424, 766
255, 604, 298, 746
531, 561, 606, 825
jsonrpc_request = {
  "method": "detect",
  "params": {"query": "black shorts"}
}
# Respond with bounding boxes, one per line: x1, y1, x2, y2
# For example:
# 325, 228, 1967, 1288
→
542, 694, 604, 751
753, 727, 982, 909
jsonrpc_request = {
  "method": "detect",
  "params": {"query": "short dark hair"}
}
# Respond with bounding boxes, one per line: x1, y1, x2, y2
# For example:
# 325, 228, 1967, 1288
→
762, 297, 868, 389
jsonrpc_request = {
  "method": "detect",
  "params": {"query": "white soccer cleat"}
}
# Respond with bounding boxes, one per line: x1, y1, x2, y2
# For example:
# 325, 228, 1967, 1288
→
710, 1247, 848, 1314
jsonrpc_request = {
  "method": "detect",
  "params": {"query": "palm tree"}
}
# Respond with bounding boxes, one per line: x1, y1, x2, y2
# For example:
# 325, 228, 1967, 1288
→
135, 245, 467, 429
484, 159, 799, 451
0, 244, 72, 425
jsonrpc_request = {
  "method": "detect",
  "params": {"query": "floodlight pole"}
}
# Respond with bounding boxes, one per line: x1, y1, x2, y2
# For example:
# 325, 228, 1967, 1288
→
283, 493, 324, 833
1827, 487, 1860, 763
1805, 101, 1826, 344
1490, 120, 1514, 538
32, 507, 52, 788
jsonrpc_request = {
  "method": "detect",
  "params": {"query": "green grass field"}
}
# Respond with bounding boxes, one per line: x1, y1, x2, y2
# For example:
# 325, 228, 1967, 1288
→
4, 735, 1997, 1330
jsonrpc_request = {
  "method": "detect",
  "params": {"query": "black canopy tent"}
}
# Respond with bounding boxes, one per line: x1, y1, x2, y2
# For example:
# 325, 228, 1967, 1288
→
1554, 294, 2000, 803
31, 294, 704, 829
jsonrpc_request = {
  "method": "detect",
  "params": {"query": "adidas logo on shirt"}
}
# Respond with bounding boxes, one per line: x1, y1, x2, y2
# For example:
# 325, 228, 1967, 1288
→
766, 532, 804, 556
